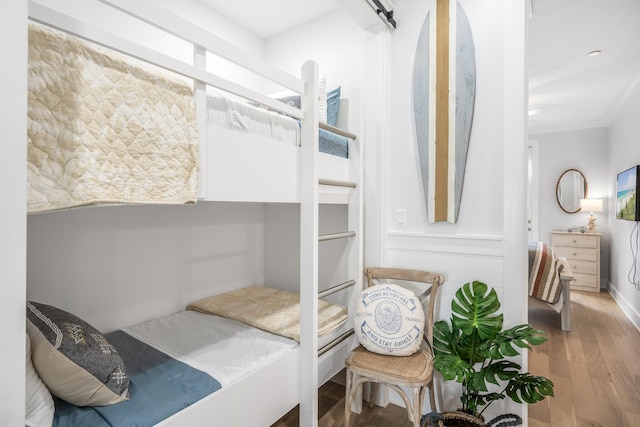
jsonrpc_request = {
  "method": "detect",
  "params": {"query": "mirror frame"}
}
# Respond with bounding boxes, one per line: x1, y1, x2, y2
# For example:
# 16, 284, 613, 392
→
555, 168, 588, 214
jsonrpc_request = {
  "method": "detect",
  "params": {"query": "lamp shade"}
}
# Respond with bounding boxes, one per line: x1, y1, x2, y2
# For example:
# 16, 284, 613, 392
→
580, 198, 603, 213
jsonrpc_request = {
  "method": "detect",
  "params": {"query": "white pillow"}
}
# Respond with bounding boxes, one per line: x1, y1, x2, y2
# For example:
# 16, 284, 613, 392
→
354, 284, 425, 356
25, 334, 54, 427
269, 76, 327, 123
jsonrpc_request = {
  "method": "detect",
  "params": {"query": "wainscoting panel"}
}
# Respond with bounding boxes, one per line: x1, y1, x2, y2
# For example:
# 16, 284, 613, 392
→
386, 231, 510, 416
387, 231, 506, 314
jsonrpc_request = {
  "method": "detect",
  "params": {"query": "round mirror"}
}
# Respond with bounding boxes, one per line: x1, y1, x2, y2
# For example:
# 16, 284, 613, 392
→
556, 169, 588, 213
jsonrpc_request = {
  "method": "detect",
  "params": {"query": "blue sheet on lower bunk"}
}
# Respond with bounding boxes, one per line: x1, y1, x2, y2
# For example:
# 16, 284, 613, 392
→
53, 330, 221, 427
319, 128, 349, 158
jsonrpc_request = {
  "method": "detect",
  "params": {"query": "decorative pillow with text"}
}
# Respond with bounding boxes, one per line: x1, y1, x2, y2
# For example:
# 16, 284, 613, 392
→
354, 284, 425, 356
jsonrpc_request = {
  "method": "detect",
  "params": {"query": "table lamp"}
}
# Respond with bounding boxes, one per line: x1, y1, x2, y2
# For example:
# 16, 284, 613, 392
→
580, 198, 603, 233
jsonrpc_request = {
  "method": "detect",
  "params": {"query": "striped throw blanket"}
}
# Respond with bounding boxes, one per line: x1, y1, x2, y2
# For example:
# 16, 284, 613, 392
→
528, 241, 564, 304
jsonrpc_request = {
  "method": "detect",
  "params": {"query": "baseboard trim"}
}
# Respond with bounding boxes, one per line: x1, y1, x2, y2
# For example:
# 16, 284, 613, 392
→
607, 281, 640, 332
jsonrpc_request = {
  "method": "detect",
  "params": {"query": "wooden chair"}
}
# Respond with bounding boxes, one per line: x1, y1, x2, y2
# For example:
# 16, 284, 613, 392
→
344, 267, 445, 427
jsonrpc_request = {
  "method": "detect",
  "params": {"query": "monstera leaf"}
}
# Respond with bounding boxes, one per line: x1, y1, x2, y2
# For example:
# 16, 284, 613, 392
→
433, 281, 554, 417
451, 281, 503, 340
504, 374, 555, 404
483, 324, 548, 359
468, 360, 521, 391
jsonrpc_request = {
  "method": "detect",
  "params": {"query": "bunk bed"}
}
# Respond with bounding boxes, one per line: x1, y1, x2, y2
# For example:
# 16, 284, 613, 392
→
26, 1, 363, 426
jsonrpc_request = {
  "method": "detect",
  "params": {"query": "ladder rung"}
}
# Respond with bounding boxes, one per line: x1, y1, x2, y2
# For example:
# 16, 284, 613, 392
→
319, 178, 356, 188
318, 329, 355, 357
319, 231, 356, 242
319, 122, 357, 140
318, 279, 356, 299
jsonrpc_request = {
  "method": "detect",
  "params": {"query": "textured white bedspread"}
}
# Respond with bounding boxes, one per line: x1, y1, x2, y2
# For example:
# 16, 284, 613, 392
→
122, 311, 297, 387
28, 23, 199, 213
206, 90, 300, 146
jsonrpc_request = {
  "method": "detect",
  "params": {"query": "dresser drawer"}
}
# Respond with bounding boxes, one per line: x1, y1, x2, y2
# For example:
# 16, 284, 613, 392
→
555, 246, 598, 262
572, 273, 599, 291
552, 233, 598, 248
565, 259, 598, 275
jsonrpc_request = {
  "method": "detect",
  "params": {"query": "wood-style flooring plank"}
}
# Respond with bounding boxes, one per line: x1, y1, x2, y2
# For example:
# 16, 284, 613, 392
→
547, 374, 576, 427
593, 327, 623, 361
624, 411, 640, 427
567, 361, 601, 424
592, 379, 628, 427
528, 419, 550, 427
602, 357, 640, 414
528, 290, 640, 427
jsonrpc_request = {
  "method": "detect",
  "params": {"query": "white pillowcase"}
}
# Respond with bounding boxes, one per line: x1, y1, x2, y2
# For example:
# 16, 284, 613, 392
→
25, 334, 54, 427
354, 284, 425, 356
269, 76, 327, 123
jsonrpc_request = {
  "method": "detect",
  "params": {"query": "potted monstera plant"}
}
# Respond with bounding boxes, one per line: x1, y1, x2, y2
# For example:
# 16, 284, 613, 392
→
432, 281, 554, 427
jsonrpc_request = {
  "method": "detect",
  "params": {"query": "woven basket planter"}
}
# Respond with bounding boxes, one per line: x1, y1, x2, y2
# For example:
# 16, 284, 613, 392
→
441, 411, 485, 427
422, 411, 522, 427
429, 411, 523, 427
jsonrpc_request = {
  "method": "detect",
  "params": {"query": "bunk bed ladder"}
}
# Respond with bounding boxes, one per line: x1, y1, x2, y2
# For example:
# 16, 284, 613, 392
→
299, 62, 363, 427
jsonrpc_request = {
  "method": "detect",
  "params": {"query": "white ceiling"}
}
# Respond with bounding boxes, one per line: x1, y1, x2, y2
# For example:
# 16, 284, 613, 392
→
196, 0, 640, 135
197, 0, 339, 39
528, 0, 640, 134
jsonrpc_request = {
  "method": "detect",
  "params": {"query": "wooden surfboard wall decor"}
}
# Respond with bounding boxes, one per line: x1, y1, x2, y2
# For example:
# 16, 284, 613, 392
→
413, 0, 476, 223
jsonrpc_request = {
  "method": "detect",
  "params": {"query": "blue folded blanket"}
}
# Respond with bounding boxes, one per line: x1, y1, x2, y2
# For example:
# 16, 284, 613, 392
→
53, 330, 221, 427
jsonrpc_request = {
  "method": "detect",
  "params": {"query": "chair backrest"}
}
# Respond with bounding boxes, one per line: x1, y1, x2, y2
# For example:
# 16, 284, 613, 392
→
363, 267, 445, 350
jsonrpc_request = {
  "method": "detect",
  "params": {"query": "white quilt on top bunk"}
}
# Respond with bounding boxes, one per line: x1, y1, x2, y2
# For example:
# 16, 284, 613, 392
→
27, 23, 199, 213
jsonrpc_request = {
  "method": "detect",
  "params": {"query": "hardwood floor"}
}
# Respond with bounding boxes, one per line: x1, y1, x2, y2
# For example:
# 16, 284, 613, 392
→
274, 289, 640, 427
528, 289, 640, 427
272, 379, 413, 427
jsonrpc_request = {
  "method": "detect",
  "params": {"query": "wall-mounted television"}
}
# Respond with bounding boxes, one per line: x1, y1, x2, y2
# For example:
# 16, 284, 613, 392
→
616, 165, 640, 221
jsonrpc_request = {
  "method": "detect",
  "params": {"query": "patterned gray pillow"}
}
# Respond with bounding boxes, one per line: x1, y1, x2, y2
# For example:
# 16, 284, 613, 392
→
26, 301, 130, 406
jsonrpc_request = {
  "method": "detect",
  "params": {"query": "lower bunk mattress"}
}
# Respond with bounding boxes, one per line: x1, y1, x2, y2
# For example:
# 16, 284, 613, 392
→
53, 311, 298, 427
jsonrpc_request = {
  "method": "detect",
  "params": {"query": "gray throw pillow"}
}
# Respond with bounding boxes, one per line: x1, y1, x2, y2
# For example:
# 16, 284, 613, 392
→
26, 301, 130, 407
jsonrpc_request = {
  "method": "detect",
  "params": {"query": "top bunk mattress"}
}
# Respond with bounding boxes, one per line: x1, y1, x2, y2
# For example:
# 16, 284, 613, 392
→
206, 90, 349, 159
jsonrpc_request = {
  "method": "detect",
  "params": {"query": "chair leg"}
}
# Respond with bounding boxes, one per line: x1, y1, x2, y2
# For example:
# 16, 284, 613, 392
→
369, 383, 375, 408
345, 368, 352, 427
428, 382, 437, 413
412, 386, 422, 427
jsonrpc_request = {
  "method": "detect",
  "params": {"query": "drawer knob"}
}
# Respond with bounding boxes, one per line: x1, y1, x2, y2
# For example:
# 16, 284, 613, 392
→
573, 240, 577, 243
573, 253, 577, 256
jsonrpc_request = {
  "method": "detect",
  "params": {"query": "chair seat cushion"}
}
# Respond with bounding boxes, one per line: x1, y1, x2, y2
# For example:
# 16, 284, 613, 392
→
347, 345, 433, 382
354, 284, 425, 356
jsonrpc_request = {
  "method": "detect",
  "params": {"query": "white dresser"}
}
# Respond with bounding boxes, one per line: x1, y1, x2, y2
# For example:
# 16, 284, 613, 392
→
550, 231, 601, 292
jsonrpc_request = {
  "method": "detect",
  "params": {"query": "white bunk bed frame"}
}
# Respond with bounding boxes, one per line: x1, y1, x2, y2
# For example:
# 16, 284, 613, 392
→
28, 1, 363, 426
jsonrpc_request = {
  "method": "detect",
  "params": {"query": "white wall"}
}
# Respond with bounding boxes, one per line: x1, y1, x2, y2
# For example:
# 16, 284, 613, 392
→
264, 204, 351, 307
532, 127, 610, 283
390, 1, 506, 236
1, 1, 27, 425
607, 81, 640, 329
28, 203, 266, 332
264, 9, 367, 98
378, 0, 529, 419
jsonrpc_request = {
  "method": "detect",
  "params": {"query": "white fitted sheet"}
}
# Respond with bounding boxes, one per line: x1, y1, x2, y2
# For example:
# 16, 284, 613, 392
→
122, 311, 297, 386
